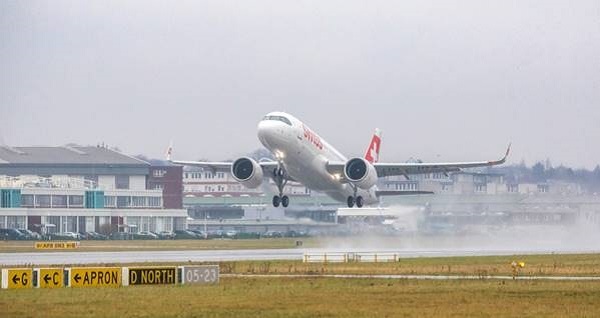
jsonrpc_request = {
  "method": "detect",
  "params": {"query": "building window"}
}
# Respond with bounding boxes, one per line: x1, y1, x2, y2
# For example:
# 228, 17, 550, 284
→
104, 196, 116, 208
117, 196, 131, 208
21, 195, 34, 207
127, 216, 141, 233
148, 197, 162, 207
36, 195, 51, 208
115, 175, 129, 189
84, 175, 99, 188
69, 195, 84, 207
153, 184, 164, 190
475, 184, 487, 193
7, 216, 26, 229
152, 170, 167, 178
132, 196, 146, 207
51, 195, 67, 208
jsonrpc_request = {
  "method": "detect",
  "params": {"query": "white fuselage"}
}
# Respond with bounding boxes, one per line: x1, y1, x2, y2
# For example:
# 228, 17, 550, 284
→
257, 112, 378, 205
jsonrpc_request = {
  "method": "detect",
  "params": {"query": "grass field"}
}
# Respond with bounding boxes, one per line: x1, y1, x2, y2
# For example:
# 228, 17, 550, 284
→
2, 277, 600, 317
0, 238, 316, 253
2, 254, 600, 317
218, 253, 600, 277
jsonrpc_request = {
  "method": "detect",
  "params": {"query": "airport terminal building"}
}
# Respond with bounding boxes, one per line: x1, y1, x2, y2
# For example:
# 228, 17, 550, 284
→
0, 146, 187, 234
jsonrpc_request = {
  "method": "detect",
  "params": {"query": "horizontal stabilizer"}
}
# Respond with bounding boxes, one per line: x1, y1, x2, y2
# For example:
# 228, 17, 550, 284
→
375, 190, 434, 197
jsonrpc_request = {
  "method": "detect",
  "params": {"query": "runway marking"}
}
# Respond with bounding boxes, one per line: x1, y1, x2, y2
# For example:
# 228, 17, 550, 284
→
223, 274, 600, 281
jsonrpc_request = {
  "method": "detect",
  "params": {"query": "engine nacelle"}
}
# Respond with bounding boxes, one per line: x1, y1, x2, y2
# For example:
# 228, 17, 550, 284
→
344, 157, 378, 189
231, 157, 264, 189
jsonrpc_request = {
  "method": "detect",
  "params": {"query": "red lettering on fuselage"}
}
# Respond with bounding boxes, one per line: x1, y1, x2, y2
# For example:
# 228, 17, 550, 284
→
302, 124, 323, 150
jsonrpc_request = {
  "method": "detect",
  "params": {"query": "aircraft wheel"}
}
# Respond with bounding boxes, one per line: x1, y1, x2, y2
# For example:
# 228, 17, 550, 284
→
281, 195, 289, 207
356, 196, 364, 208
347, 196, 355, 208
272, 195, 281, 207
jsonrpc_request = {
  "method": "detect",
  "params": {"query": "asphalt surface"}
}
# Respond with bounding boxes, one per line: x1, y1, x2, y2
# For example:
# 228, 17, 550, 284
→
1, 248, 597, 266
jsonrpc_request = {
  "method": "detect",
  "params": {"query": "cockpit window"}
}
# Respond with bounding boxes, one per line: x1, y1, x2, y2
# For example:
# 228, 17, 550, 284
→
262, 115, 292, 126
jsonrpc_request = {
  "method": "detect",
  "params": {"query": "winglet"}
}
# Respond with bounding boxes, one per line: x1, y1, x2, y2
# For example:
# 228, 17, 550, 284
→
501, 142, 511, 162
496, 143, 511, 164
165, 141, 173, 162
486, 143, 511, 165
504, 143, 511, 159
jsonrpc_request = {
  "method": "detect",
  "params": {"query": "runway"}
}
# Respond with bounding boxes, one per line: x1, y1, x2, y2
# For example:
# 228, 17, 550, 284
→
1, 247, 597, 266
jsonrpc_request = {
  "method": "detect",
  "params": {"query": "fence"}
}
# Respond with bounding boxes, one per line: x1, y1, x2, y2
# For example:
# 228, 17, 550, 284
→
303, 252, 400, 263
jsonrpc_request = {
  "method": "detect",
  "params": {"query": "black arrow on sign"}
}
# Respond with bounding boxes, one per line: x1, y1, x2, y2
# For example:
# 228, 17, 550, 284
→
74, 273, 81, 283
44, 274, 51, 284
12, 275, 20, 284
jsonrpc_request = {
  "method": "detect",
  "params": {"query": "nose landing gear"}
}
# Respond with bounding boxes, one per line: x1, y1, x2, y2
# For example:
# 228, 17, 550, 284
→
272, 167, 289, 208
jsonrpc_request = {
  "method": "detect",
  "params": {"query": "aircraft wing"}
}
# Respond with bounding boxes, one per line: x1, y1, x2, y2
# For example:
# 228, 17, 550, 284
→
169, 159, 279, 172
373, 144, 510, 178
166, 143, 279, 173
168, 160, 233, 171
326, 144, 510, 179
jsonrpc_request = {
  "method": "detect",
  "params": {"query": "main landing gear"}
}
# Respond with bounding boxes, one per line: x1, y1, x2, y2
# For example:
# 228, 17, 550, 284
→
272, 194, 289, 208
272, 167, 289, 208
346, 184, 364, 208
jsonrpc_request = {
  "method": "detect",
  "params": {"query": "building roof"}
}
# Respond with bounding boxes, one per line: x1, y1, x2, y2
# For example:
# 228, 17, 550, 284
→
0, 146, 148, 166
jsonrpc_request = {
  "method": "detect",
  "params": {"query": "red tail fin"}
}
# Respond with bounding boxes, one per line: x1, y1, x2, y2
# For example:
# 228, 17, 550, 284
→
364, 128, 382, 163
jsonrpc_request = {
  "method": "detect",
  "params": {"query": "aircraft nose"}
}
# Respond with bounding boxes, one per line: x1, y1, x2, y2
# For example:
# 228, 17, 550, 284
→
257, 120, 271, 141
257, 120, 287, 148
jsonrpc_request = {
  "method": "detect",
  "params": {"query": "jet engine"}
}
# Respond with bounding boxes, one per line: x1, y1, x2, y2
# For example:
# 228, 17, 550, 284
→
344, 157, 378, 189
231, 157, 264, 188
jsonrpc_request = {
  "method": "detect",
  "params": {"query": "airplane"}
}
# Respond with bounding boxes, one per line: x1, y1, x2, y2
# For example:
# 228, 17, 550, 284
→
167, 111, 510, 208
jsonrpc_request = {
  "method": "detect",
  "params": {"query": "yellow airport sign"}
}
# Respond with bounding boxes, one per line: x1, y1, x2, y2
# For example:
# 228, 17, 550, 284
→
35, 241, 80, 249
38, 268, 64, 288
1, 268, 33, 289
69, 267, 121, 288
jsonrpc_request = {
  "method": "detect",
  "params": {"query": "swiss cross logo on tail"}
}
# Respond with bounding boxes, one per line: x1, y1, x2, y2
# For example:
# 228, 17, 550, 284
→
364, 128, 382, 164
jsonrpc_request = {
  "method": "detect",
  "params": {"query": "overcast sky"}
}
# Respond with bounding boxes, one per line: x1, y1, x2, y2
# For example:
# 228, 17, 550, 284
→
1, 1, 599, 168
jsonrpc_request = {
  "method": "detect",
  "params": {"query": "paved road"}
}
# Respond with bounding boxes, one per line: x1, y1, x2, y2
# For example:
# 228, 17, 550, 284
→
1, 248, 597, 266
